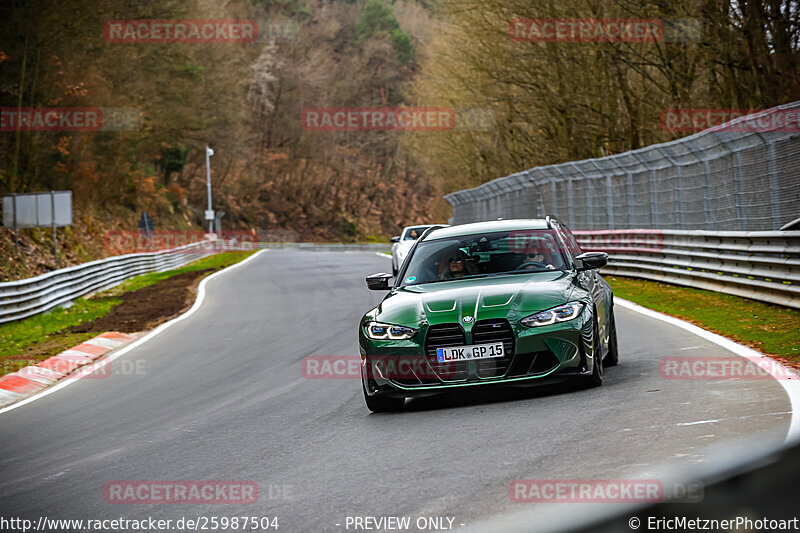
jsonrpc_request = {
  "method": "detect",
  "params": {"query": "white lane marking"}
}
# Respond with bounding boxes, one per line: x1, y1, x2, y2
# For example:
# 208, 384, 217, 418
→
676, 411, 792, 426
376, 252, 391, 257
676, 419, 721, 426
0, 250, 267, 416
616, 297, 800, 444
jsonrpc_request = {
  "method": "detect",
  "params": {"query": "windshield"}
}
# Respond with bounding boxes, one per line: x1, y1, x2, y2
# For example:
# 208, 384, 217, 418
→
402, 226, 431, 240
399, 230, 569, 286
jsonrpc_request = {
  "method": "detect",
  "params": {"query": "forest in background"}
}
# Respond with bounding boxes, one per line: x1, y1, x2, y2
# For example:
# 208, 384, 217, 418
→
1, 0, 798, 279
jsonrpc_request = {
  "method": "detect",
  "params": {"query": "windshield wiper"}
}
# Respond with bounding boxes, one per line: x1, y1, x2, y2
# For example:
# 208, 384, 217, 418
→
484, 269, 557, 277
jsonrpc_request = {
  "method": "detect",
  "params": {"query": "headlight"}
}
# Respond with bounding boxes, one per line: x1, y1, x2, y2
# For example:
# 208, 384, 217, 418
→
364, 321, 417, 340
521, 302, 584, 328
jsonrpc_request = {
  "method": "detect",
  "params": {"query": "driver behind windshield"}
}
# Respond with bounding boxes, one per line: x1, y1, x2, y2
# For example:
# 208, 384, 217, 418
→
438, 250, 473, 280
519, 252, 556, 270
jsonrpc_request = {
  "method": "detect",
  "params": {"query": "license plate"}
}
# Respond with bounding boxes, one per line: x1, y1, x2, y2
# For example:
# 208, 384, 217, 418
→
436, 343, 505, 363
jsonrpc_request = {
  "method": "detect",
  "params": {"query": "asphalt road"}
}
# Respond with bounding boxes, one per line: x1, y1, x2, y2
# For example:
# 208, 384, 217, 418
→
0, 250, 793, 532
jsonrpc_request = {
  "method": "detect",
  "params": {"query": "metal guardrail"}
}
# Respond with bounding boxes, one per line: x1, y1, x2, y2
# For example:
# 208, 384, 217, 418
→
0, 242, 218, 325
574, 230, 800, 309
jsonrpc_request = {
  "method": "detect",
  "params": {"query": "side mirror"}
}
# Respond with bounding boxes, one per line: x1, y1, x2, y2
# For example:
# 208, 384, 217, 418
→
366, 272, 393, 291
390, 236, 401, 243
575, 252, 608, 271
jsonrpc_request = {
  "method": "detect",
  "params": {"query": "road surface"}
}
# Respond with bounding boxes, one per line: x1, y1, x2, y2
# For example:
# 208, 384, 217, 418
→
0, 250, 792, 531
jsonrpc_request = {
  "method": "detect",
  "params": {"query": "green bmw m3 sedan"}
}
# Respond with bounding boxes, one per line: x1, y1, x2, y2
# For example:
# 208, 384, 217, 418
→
359, 217, 619, 412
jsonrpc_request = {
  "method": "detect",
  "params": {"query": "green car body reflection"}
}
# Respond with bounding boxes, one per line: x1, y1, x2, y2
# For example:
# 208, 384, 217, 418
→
359, 218, 619, 412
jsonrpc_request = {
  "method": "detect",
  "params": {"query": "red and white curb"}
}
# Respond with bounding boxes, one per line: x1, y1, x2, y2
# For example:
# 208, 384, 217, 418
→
0, 332, 137, 408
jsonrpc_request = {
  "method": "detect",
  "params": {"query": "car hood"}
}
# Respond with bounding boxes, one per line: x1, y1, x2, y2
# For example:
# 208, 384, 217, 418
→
372, 271, 579, 326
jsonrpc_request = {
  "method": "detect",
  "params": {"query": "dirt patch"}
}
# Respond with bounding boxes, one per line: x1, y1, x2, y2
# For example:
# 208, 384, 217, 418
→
1, 334, 98, 373
68, 269, 213, 334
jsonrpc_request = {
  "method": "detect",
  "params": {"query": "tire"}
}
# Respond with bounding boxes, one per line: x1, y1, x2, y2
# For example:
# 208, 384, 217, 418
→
584, 319, 603, 388
603, 307, 619, 367
363, 382, 404, 412
392, 264, 398, 277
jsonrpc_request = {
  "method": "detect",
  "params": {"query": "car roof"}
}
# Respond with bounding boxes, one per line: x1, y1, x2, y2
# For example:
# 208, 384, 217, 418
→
403, 224, 436, 232
422, 219, 551, 241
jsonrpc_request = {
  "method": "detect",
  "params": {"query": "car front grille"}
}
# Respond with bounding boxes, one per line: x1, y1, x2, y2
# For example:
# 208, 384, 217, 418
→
425, 323, 468, 381
472, 319, 515, 378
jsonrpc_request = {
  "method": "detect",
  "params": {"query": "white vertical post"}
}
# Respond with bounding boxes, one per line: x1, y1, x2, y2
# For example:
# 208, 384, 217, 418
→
12, 193, 18, 253
51, 191, 58, 269
205, 146, 214, 233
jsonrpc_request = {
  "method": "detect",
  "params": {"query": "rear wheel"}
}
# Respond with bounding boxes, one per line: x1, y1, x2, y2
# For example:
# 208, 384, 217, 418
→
603, 307, 619, 367
363, 382, 404, 412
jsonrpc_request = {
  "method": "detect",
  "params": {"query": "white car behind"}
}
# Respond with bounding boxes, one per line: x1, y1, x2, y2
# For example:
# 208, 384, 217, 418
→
390, 225, 438, 276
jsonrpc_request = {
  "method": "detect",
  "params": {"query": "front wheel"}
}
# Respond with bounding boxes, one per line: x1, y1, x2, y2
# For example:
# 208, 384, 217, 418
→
583, 319, 603, 388
363, 382, 404, 412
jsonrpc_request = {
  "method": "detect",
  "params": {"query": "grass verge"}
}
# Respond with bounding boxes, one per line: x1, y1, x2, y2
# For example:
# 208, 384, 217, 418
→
0, 251, 255, 375
607, 276, 800, 366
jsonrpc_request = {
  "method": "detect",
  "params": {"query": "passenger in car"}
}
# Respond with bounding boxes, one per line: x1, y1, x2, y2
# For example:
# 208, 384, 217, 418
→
438, 250, 472, 280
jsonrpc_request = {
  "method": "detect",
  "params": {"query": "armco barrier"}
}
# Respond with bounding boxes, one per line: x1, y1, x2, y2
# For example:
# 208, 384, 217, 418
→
574, 230, 800, 309
0, 241, 218, 325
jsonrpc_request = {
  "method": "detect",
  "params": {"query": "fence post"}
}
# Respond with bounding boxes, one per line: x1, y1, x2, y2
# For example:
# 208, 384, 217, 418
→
626, 172, 635, 228
683, 140, 714, 231
732, 151, 746, 231
655, 147, 683, 228
605, 174, 614, 229
552, 166, 575, 227
767, 140, 781, 230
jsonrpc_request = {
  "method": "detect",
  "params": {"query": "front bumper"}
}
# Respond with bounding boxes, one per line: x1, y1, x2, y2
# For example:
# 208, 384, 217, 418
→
360, 308, 595, 398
